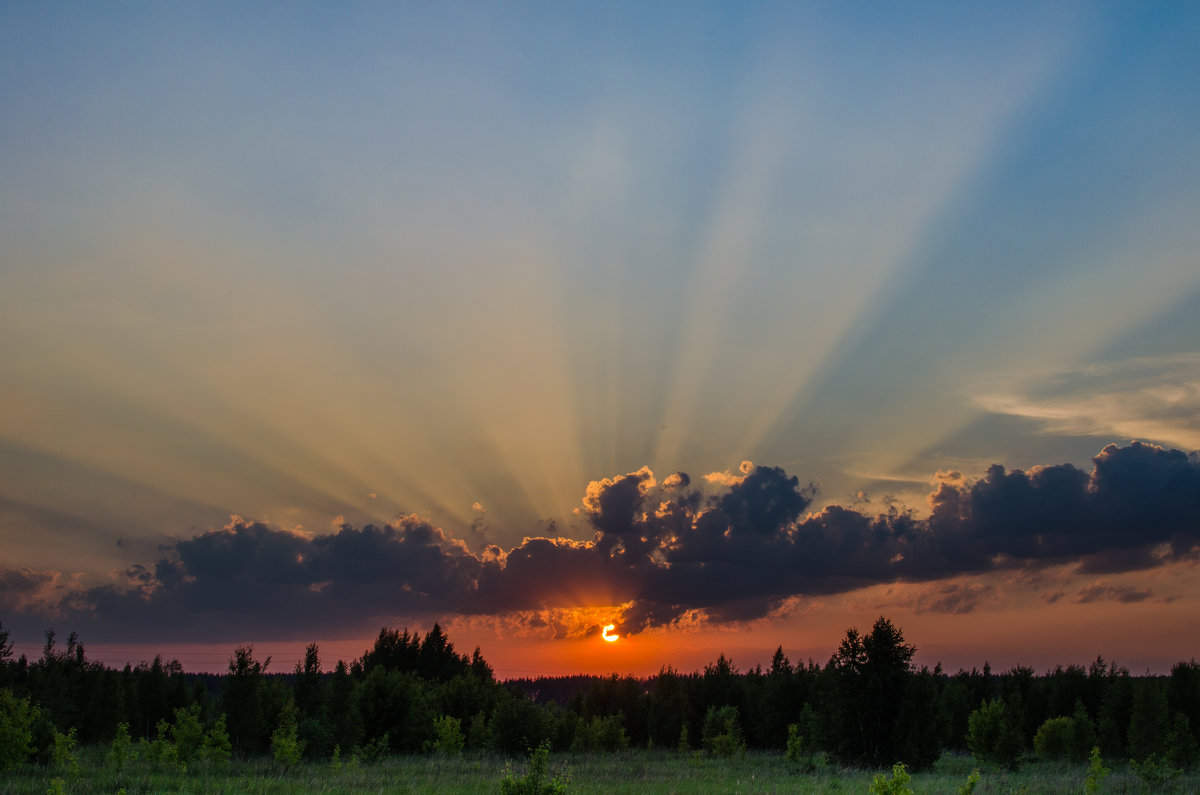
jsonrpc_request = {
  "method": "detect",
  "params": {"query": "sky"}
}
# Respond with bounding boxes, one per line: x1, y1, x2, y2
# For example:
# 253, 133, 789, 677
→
2, 2, 1199, 677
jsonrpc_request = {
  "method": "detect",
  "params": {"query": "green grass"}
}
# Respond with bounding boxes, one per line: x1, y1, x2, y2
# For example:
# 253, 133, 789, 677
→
2, 747, 1197, 793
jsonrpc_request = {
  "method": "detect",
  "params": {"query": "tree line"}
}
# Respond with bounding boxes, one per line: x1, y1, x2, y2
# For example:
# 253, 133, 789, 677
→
1, 617, 1198, 773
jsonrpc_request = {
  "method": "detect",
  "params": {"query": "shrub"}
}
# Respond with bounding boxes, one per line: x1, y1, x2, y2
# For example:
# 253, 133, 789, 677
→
51, 728, 79, 778
271, 701, 304, 766
0, 689, 37, 771
701, 705, 745, 758
1085, 746, 1109, 794
1167, 712, 1199, 769
432, 714, 465, 755
492, 695, 552, 756
201, 715, 232, 766
1131, 753, 1182, 788
785, 722, 828, 772
143, 724, 181, 771
869, 762, 913, 795
298, 716, 335, 760
957, 769, 981, 795
967, 699, 1022, 769
170, 703, 205, 764
106, 722, 133, 773
785, 723, 804, 764
500, 742, 569, 795
1033, 716, 1074, 761
466, 710, 492, 750
358, 732, 389, 764
1068, 700, 1097, 762
571, 714, 628, 753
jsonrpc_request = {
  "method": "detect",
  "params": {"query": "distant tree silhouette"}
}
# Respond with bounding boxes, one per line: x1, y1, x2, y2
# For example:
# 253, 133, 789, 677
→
360, 628, 420, 674
647, 667, 688, 749
360, 667, 433, 752
5, 617, 1198, 767
325, 659, 362, 752
1129, 677, 1170, 763
221, 646, 271, 755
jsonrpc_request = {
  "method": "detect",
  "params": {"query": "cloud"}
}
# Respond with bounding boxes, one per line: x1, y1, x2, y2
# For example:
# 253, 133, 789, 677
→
704, 460, 756, 487
1, 443, 1197, 642
1073, 582, 1154, 604
913, 582, 995, 615
972, 353, 1200, 451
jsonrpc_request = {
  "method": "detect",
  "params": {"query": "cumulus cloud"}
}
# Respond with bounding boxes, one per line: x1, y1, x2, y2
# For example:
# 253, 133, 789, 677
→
1, 443, 1197, 641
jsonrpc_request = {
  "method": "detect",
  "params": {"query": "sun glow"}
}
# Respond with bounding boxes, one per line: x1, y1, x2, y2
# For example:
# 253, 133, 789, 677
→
601, 624, 619, 642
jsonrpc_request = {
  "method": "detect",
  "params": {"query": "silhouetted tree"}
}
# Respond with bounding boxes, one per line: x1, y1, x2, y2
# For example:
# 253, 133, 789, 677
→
221, 646, 271, 755
360, 628, 420, 675
360, 667, 434, 753
1128, 677, 1169, 762
647, 667, 689, 749
325, 660, 361, 752
293, 643, 323, 719
825, 616, 916, 768
491, 691, 553, 756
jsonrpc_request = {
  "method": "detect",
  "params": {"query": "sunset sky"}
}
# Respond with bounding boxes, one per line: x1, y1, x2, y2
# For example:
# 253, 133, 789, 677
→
2, 2, 1199, 677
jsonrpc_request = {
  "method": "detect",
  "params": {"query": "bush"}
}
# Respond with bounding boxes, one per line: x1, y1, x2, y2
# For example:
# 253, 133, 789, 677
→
492, 696, 552, 756
432, 714, 465, 755
571, 714, 628, 753
869, 762, 913, 795
0, 688, 37, 771
106, 722, 133, 773
169, 703, 205, 764
358, 733, 389, 764
1131, 753, 1182, 788
51, 727, 79, 778
1068, 700, 1097, 762
143, 726, 181, 771
298, 715, 335, 760
967, 699, 1022, 769
202, 715, 232, 766
701, 705, 745, 758
785, 723, 804, 764
1167, 712, 1199, 769
500, 742, 569, 795
785, 722, 827, 772
1085, 746, 1109, 794
271, 701, 303, 766
1033, 716, 1074, 761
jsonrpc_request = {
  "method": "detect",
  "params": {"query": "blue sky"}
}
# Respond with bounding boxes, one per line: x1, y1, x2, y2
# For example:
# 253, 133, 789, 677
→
1, 2, 1198, 671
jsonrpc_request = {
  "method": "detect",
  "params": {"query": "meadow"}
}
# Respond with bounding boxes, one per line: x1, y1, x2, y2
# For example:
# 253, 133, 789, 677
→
2, 748, 1197, 795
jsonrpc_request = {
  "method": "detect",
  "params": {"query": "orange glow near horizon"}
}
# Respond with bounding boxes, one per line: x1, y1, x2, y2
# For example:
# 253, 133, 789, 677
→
26, 561, 1194, 678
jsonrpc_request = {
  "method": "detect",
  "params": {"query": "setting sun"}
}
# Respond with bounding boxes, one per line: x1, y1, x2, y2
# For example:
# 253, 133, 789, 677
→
601, 624, 619, 643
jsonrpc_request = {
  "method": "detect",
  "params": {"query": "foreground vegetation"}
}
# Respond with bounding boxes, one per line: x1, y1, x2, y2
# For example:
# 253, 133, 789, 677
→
2, 616, 1198, 792
2, 747, 1200, 794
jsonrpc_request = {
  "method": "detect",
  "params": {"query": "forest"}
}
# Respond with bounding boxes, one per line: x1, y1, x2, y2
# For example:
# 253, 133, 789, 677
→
1, 617, 1198, 792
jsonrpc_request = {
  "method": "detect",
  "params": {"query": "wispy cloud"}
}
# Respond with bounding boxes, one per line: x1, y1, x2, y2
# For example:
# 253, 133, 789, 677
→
1073, 582, 1154, 604
972, 353, 1200, 450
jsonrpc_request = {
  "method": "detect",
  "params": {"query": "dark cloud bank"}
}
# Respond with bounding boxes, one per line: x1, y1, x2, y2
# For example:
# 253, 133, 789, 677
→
2, 442, 1198, 642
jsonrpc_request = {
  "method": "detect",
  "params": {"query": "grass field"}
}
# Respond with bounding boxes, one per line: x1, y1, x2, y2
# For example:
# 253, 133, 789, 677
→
1, 748, 1194, 793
